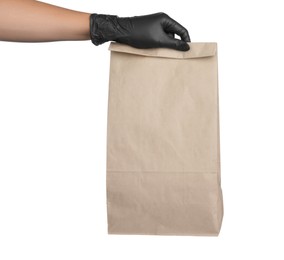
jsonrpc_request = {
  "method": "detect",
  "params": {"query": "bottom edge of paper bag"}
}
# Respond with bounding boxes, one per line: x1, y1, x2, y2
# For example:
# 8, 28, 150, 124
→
107, 230, 221, 237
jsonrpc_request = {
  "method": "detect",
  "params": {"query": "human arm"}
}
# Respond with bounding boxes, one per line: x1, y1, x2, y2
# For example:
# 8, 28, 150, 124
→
0, 0, 190, 51
0, 0, 90, 42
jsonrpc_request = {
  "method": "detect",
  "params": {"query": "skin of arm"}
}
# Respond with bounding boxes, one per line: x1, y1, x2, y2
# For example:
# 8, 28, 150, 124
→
0, 0, 91, 42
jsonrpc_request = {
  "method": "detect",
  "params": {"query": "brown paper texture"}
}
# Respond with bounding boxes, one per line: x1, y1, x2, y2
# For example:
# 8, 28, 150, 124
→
106, 42, 223, 236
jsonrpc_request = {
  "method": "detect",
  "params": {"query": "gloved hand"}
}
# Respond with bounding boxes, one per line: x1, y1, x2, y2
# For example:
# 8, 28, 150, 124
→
90, 12, 190, 51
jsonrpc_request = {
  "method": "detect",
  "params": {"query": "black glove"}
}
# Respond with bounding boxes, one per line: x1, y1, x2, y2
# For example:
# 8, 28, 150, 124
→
90, 12, 190, 51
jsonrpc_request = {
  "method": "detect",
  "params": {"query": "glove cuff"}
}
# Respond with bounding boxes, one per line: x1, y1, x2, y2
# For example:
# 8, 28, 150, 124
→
90, 13, 119, 46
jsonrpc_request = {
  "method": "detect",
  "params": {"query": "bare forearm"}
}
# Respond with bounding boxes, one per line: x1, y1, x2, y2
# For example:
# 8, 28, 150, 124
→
0, 0, 91, 42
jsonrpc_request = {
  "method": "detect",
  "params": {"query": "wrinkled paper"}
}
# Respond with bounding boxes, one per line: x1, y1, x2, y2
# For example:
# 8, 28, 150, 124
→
106, 42, 223, 236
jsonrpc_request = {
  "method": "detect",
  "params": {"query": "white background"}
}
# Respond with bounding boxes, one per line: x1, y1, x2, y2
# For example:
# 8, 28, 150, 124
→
1, 0, 284, 259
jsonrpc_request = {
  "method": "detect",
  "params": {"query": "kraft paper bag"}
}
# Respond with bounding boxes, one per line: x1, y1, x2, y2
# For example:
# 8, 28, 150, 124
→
106, 42, 223, 236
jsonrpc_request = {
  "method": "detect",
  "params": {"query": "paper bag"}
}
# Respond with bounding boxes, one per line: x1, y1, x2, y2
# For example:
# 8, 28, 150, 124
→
106, 42, 223, 236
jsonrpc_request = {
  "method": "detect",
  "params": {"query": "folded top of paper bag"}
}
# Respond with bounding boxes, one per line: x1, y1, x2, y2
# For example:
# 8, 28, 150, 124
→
108, 42, 217, 59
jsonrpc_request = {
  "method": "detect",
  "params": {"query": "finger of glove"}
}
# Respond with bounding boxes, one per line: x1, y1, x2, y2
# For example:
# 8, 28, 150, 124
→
162, 16, 190, 42
162, 37, 190, 51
